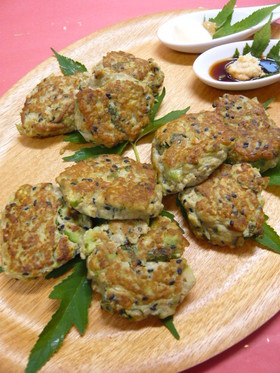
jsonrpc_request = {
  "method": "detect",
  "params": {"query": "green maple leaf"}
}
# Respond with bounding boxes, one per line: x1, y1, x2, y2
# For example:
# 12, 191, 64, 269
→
209, 0, 236, 28
262, 158, 280, 186
161, 316, 180, 340
136, 106, 190, 143
255, 216, 280, 254
149, 87, 166, 122
245, 14, 272, 58
263, 98, 275, 110
213, 4, 280, 39
25, 259, 92, 373
267, 40, 280, 62
63, 131, 87, 144
51, 48, 88, 75
63, 141, 129, 162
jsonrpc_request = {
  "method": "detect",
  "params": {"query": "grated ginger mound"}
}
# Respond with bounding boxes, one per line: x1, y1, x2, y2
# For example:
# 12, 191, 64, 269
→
226, 53, 264, 81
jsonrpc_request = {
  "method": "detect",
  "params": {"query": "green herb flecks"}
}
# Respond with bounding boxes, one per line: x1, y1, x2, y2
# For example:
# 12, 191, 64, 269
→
262, 158, 280, 186
136, 106, 190, 143
26, 259, 92, 373
160, 315, 180, 340
160, 210, 184, 233
209, 0, 236, 28
63, 141, 129, 162
64, 131, 87, 144
255, 215, 280, 254
213, 4, 280, 39
0, 266, 3, 273
51, 48, 88, 75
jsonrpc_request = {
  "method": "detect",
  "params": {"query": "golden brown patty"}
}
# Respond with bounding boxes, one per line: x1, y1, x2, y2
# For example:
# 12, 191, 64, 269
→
151, 111, 234, 195
75, 73, 154, 147
93, 50, 164, 94
18, 72, 92, 137
56, 154, 163, 220
179, 163, 269, 248
84, 216, 195, 320
213, 94, 280, 171
1, 183, 92, 279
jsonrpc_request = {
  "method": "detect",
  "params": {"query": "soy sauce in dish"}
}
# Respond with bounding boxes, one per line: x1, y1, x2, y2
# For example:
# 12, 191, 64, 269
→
210, 57, 279, 82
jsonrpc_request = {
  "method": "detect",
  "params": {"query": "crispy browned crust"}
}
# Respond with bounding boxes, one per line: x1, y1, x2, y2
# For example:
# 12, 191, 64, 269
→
93, 50, 164, 94
154, 111, 233, 169
56, 154, 163, 220
151, 111, 235, 194
19, 73, 91, 137
85, 216, 194, 320
213, 94, 280, 168
1, 183, 83, 279
180, 163, 269, 248
75, 76, 153, 147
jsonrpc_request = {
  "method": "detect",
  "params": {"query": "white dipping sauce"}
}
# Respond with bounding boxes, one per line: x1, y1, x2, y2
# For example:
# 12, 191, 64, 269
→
173, 19, 212, 43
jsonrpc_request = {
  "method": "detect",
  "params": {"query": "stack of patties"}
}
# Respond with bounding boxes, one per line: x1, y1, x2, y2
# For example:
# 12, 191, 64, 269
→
56, 154, 195, 320
17, 51, 164, 148
1, 154, 196, 322
152, 94, 276, 249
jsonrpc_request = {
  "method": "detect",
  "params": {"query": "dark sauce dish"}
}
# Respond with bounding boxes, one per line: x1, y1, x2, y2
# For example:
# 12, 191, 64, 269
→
193, 39, 280, 90
210, 57, 280, 82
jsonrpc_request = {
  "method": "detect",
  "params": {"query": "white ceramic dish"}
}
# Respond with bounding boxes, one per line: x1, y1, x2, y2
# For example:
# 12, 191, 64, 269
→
192, 39, 280, 90
157, 6, 280, 53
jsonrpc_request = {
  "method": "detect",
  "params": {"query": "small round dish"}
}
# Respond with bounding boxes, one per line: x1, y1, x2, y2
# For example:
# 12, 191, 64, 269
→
157, 8, 280, 54
192, 39, 280, 91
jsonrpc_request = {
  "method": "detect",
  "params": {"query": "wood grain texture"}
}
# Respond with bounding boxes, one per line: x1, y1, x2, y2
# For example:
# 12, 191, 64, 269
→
0, 10, 280, 373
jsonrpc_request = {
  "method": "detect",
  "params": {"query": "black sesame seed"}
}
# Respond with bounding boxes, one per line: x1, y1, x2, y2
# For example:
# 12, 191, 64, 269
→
169, 280, 175, 285
177, 267, 182, 275
150, 303, 158, 311
176, 259, 182, 264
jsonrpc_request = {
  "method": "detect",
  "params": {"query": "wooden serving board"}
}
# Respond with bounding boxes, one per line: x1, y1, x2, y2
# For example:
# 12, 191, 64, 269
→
1, 10, 280, 373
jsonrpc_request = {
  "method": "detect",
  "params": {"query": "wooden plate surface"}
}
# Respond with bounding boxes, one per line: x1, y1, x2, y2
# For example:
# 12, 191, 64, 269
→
0, 10, 280, 373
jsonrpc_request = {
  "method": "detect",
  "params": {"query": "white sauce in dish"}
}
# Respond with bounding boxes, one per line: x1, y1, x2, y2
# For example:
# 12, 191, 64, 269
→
173, 19, 212, 44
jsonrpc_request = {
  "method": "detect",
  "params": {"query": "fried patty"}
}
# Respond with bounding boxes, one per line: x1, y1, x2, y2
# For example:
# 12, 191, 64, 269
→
1, 183, 92, 279
84, 216, 195, 320
93, 50, 164, 94
151, 111, 234, 195
18, 72, 92, 137
179, 163, 269, 248
75, 72, 154, 148
56, 154, 163, 220
213, 94, 280, 171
